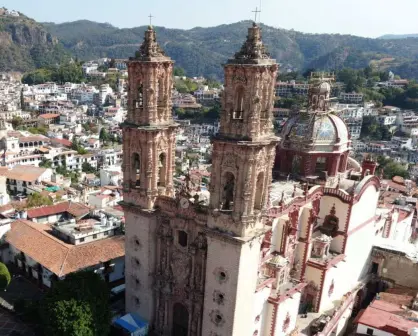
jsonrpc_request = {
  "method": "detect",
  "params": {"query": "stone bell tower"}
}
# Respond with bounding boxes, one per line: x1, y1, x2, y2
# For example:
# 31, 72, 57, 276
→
208, 22, 279, 237
122, 26, 178, 322
122, 25, 177, 209
202, 23, 279, 336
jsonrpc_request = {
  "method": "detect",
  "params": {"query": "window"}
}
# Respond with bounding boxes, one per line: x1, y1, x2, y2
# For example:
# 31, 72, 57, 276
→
178, 230, 188, 247
221, 172, 235, 211
254, 173, 264, 211
93, 234, 97, 239
132, 153, 140, 187
232, 87, 245, 119
104, 231, 109, 236
158, 153, 167, 187
366, 328, 374, 335
79, 238, 85, 243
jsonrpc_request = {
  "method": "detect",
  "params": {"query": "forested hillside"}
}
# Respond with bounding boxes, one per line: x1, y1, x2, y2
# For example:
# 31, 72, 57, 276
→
0, 12, 69, 72
43, 20, 418, 79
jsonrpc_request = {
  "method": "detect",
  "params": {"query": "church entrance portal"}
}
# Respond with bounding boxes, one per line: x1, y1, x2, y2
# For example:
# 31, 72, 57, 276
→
172, 303, 189, 336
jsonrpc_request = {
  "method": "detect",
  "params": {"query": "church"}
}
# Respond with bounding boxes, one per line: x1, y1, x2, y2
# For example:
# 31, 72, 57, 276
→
121, 21, 390, 336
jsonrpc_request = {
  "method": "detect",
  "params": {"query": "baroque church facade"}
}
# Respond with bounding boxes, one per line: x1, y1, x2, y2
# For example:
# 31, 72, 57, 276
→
122, 22, 386, 336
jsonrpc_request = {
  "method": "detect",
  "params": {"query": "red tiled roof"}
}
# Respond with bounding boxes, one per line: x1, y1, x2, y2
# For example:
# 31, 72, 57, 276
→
50, 138, 72, 147
39, 113, 60, 119
6, 220, 125, 276
355, 300, 418, 336
27, 201, 90, 219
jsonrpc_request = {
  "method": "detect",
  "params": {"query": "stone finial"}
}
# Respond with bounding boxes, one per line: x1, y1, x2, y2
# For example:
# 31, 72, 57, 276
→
232, 23, 270, 62
136, 26, 166, 60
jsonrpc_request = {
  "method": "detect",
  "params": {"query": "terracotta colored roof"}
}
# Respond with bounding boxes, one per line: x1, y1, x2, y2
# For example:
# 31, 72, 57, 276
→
379, 293, 414, 307
6, 220, 125, 276
50, 138, 72, 147
18, 136, 48, 143
39, 113, 60, 119
27, 201, 90, 219
0, 165, 48, 182
355, 300, 418, 335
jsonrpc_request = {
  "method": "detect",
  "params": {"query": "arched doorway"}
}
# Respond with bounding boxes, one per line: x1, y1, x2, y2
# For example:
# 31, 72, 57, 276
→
172, 303, 189, 336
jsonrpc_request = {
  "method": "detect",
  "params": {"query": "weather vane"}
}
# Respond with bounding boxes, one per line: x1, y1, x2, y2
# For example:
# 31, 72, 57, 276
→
148, 14, 154, 26
252, 7, 261, 23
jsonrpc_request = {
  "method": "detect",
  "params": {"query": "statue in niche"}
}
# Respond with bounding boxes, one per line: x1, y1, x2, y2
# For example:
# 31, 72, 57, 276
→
320, 204, 339, 236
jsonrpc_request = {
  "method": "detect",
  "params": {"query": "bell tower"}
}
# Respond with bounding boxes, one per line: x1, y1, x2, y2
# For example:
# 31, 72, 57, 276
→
122, 26, 177, 209
202, 23, 279, 336
122, 26, 178, 323
208, 22, 279, 237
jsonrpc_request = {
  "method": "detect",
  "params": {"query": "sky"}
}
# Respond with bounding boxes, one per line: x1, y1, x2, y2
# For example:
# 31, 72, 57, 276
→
3, 0, 418, 38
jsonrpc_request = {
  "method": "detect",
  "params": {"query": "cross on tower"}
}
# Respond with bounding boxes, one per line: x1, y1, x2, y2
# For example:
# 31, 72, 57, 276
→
148, 14, 154, 26
252, 7, 261, 23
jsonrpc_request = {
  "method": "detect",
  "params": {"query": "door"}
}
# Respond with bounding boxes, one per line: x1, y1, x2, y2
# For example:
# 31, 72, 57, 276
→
172, 303, 189, 336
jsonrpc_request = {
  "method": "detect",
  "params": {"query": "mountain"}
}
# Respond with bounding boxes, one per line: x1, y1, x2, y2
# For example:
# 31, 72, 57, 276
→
42, 20, 418, 80
0, 11, 70, 72
379, 34, 418, 39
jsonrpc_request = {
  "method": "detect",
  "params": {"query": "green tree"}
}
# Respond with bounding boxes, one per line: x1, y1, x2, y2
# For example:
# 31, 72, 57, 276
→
82, 162, 96, 174
0, 263, 11, 290
173, 67, 186, 77
47, 299, 94, 336
99, 128, 109, 144
11, 116, 23, 130
27, 193, 53, 208
39, 159, 53, 168
40, 271, 111, 336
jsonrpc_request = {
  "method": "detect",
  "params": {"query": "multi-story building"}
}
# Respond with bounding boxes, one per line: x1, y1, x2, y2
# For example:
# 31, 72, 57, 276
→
5, 218, 125, 288
339, 92, 364, 104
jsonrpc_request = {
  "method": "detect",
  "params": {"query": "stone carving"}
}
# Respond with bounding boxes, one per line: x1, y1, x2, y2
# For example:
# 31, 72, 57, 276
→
213, 290, 225, 305
170, 249, 191, 284
213, 267, 229, 284
210, 310, 225, 327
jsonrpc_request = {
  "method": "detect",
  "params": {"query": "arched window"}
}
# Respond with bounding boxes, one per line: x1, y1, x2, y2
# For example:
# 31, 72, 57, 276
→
158, 153, 166, 187
135, 84, 143, 108
221, 172, 235, 211
233, 86, 245, 119
132, 153, 141, 187
172, 303, 189, 336
158, 77, 164, 106
254, 172, 264, 211
315, 157, 327, 174
177, 230, 188, 247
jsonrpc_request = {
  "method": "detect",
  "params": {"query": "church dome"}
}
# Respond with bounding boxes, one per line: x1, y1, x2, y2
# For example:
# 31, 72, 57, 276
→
280, 112, 350, 152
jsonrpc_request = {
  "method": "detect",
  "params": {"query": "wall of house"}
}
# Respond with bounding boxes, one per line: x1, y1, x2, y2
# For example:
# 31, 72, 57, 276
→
356, 324, 393, 336
392, 211, 413, 243
375, 248, 418, 289
109, 256, 125, 283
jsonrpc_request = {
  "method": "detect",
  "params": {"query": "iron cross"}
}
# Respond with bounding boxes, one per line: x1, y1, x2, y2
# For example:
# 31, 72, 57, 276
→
252, 7, 261, 23
149, 14, 154, 26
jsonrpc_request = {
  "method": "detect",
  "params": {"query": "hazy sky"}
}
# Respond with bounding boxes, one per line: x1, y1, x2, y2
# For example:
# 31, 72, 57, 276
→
3, 0, 417, 37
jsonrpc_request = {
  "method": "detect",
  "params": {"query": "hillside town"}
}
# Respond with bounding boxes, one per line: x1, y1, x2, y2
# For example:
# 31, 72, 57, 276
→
0, 12, 418, 336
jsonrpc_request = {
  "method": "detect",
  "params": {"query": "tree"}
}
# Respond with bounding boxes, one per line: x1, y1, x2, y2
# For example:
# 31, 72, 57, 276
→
173, 67, 186, 77
0, 263, 11, 290
40, 271, 111, 336
46, 299, 94, 336
82, 162, 96, 174
27, 193, 53, 208
11, 116, 23, 130
99, 128, 109, 144
39, 159, 53, 169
